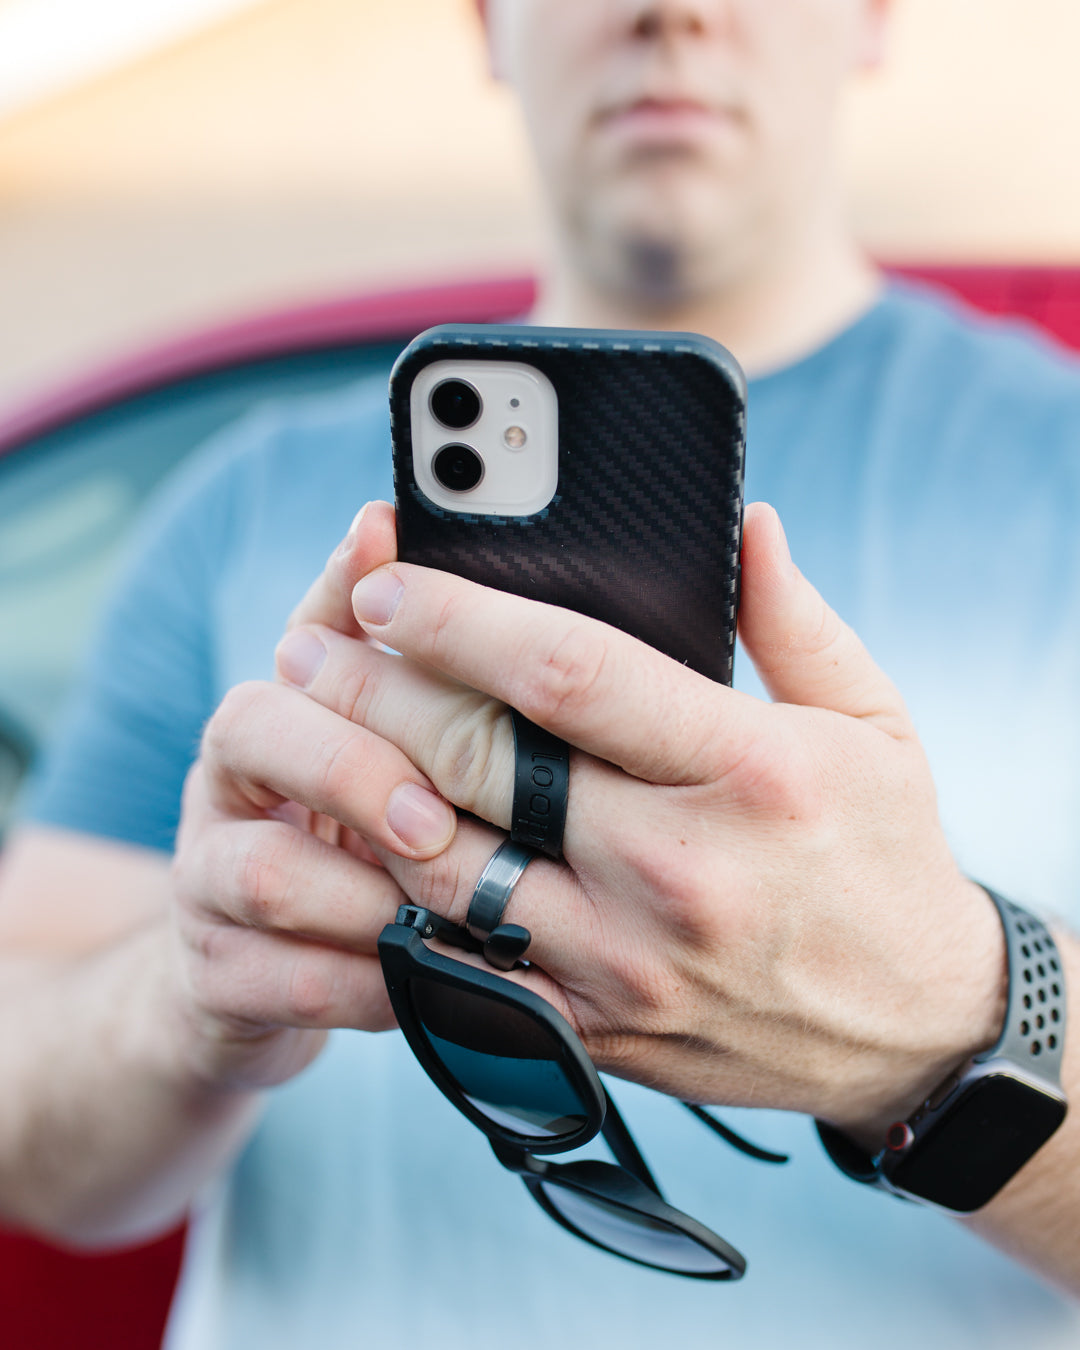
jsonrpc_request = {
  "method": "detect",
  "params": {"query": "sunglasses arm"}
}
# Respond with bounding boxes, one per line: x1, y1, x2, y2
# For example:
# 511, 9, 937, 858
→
680, 1102, 789, 1164
599, 1088, 662, 1193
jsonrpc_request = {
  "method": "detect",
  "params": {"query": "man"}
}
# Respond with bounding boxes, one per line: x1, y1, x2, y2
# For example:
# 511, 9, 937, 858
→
3, 2, 1080, 1346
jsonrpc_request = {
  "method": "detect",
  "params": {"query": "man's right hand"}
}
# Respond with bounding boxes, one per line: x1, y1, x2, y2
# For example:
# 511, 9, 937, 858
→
0, 499, 456, 1244
167, 503, 456, 1091
168, 668, 457, 1091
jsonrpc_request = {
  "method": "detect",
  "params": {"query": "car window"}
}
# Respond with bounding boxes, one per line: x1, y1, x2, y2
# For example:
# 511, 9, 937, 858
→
0, 340, 404, 835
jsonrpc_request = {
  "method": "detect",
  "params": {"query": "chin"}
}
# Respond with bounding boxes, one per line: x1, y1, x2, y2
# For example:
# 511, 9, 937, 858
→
576, 171, 747, 305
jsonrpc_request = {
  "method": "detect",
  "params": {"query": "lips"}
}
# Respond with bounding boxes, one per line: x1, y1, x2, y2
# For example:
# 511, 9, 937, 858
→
595, 95, 736, 146
618, 96, 716, 117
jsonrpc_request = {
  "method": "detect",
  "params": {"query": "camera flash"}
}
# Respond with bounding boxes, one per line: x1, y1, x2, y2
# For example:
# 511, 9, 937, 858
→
503, 425, 527, 450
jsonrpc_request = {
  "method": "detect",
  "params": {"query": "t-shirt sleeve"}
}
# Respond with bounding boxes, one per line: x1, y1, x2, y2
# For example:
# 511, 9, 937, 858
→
19, 373, 395, 856
19, 418, 260, 854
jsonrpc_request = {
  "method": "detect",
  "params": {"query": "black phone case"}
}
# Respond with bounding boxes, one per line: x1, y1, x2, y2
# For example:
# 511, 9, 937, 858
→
390, 324, 746, 685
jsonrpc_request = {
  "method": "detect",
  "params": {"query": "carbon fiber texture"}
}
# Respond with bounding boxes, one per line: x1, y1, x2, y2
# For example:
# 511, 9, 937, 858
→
390, 325, 745, 685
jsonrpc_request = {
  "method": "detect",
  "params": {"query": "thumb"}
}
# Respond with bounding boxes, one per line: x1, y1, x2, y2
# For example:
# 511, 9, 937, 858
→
738, 503, 911, 737
287, 499, 398, 637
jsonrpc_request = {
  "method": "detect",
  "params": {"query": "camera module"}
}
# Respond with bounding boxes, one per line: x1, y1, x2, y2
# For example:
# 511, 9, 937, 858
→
430, 379, 482, 430
432, 443, 485, 493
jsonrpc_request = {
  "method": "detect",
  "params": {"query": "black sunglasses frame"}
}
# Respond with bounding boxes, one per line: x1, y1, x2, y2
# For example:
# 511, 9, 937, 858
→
379, 905, 605, 1153
379, 904, 778, 1281
491, 1089, 747, 1280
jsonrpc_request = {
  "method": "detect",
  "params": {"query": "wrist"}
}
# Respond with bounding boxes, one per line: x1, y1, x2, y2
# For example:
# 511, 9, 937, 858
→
818, 886, 1068, 1213
831, 877, 1008, 1152
50, 924, 268, 1244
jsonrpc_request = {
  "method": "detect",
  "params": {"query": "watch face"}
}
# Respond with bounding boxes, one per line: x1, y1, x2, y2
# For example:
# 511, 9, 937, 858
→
886, 1074, 1067, 1212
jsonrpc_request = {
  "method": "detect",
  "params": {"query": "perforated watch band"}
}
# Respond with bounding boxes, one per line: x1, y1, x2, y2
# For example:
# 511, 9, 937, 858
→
979, 887, 1065, 1079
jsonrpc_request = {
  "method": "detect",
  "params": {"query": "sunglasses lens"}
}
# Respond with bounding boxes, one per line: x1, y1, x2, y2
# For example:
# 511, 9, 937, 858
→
538, 1181, 736, 1276
410, 977, 590, 1141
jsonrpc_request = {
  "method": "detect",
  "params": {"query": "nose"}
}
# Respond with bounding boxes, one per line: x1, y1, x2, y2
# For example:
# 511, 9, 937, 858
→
629, 0, 710, 41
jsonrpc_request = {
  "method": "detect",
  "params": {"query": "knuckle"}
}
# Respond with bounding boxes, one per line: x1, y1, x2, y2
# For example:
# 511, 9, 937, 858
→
177, 760, 206, 822
757, 745, 817, 817
426, 699, 507, 807
408, 852, 472, 923
649, 862, 711, 938
341, 661, 377, 728
313, 729, 366, 808
523, 622, 610, 725
171, 815, 222, 914
721, 729, 823, 822
175, 919, 236, 1020
187, 919, 232, 978
587, 928, 687, 1033
282, 953, 339, 1025
235, 838, 283, 930
618, 839, 723, 948
169, 826, 195, 895
800, 602, 847, 666
202, 681, 272, 763
428, 592, 464, 662
169, 848, 198, 918
236, 823, 308, 930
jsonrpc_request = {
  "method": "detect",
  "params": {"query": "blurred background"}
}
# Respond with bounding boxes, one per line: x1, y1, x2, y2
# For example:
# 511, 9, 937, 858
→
2, 0, 1080, 414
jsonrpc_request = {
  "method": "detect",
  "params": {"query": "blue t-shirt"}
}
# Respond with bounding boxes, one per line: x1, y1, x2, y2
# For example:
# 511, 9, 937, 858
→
26, 283, 1080, 1348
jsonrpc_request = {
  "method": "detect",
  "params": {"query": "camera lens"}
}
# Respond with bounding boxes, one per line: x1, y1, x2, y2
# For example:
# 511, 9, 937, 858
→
432, 444, 484, 493
430, 379, 482, 429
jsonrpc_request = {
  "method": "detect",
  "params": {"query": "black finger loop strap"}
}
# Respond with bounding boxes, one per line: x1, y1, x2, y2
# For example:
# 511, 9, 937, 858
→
510, 709, 569, 861
466, 838, 536, 971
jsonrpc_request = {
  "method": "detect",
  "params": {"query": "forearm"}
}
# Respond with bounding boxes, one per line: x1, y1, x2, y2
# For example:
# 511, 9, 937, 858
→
0, 920, 261, 1248
961, 928, 1080, 1293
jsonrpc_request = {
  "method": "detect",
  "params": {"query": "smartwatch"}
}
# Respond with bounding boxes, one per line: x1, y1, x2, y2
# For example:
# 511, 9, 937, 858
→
817, 887, 1068, 1213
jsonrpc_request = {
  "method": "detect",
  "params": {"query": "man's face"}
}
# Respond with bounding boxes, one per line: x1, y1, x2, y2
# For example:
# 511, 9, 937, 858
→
487, 0, 884, 302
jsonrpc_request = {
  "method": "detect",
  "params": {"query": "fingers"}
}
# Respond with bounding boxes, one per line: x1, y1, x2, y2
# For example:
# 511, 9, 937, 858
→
286, 500, 397, 637
348, 565, 762, 786
180, 922, 395, 1033
738, 502, 913, 738
368, 800, 681, 1050
180, 815, 404, 950
274, 623, 671, 858
276, 624, 517, 830
372, 813, 591, 974
199, 679, 456, 858
173, 774, 403, 1045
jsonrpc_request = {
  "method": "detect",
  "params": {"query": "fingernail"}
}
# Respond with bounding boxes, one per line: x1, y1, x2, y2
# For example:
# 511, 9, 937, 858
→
334, 502, 370, 560
276, 630, 327, 688
352, 570, 403, 627
386, 782, 455, 850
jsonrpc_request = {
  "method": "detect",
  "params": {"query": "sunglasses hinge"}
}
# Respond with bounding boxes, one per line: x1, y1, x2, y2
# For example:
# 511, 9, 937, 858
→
395, 904, 435, 934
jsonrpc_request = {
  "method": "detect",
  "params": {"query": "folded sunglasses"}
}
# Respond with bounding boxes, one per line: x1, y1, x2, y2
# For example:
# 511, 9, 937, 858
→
379, 904, 787, 1279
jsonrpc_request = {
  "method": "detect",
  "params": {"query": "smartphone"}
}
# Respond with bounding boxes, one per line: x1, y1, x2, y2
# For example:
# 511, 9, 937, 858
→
388, 324, 745, 685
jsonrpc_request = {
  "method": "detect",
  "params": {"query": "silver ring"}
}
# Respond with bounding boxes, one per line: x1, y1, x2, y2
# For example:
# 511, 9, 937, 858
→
466, 839, 536, 941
